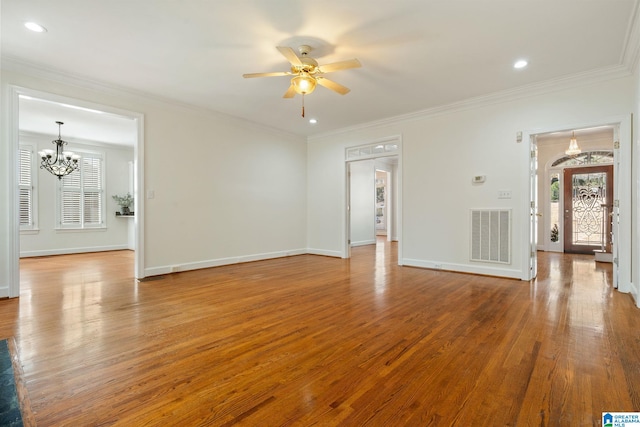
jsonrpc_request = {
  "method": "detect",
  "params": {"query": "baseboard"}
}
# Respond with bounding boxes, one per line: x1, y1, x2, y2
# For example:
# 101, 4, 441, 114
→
629, 282, 639, 308
402, 258, 522, 279
594, 250, 613, 263
0, 286, 8, 298
20, 245, 129, 258
149, 251, 522, 280
306, 248, 343, 258
144, 248, 308, 277
350, 239, 376, 247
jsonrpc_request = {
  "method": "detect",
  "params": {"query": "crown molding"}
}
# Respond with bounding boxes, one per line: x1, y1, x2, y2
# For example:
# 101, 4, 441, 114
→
1, 56, 304, 141
4, 54, 633, 145
308, 64, 632, 141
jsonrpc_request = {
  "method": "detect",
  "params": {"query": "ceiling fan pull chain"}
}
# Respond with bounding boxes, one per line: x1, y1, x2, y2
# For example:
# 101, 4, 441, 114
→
302, 94, 305, 118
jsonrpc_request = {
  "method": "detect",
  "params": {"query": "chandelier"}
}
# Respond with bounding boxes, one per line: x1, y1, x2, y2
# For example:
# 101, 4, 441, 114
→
38, 121, 80, 179
565, 131, 581, 156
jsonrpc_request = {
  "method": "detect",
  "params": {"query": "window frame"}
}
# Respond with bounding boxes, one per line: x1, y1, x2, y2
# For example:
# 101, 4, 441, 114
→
56, 149, 106, 230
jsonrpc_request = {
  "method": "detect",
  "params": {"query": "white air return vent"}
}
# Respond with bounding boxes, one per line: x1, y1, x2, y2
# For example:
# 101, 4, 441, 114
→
470, 209, 511, 264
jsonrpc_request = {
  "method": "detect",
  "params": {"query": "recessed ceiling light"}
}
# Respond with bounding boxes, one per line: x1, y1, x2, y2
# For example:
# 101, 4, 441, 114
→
514, 59, 528, 69
309, 119, 317, 124
25, 22, 47, 32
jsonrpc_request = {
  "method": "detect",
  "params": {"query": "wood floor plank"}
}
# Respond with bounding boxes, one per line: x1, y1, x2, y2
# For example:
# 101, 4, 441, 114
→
0, 241, 637, 425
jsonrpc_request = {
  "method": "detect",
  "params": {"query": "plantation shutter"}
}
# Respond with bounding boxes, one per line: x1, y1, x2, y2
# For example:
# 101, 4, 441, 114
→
59, 152, 104, 228
18, 147, 33, 227
61, 167, 82, 226
61, 191, 82, 225
83, 157, 102, 225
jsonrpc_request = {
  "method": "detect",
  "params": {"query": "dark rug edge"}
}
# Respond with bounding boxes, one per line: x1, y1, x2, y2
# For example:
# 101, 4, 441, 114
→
6, 338, 35, 427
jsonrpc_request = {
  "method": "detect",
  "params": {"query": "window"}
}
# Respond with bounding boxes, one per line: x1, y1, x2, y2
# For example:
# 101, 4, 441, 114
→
58, 152, 105, 229
19, 144, 37, 230
346, 139, 400, 160
551, 150, 613, 167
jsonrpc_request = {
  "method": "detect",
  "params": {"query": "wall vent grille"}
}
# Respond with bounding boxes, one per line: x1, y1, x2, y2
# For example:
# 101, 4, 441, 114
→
470, 209, 511, 264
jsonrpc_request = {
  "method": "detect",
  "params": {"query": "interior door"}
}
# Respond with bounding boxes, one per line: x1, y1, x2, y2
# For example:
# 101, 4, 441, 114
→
612, 127, 620, 288
345, 162, 352, 258
528, 138, 538, 280
563, 165, 613, 254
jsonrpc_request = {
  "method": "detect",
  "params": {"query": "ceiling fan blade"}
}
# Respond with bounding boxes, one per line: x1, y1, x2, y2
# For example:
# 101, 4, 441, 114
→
243, 71, 290, 78
283, 85, 296, 98
316, 77, 350, 95
318, 59, 361, 73
276, 46, 302, 67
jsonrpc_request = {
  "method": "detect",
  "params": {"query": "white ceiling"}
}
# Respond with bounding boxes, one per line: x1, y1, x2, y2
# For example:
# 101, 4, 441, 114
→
2, 1, 638, 141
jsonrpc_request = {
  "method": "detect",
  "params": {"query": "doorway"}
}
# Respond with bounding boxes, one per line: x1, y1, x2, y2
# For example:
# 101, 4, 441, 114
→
527, 118, 631, 291
348, 158, 398, 248
344, 137, 402, 263
375, 169, 389, 237
8, 86, 145, 297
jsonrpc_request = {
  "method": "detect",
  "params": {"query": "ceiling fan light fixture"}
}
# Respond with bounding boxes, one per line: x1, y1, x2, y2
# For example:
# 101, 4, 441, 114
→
291, 73, 317, 95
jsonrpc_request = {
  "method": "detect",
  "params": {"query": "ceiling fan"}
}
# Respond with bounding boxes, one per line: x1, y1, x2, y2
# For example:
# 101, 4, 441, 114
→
243, 45, 361, 116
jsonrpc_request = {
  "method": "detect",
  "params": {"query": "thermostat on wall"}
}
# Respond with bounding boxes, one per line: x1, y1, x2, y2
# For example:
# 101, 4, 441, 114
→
472, 175, 486, 183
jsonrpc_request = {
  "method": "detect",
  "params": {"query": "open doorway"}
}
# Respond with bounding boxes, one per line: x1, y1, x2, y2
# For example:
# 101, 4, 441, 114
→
536, 127, 615, 256
8, 86, 145, 297
345, 137, 401, 264
376, 169, 388, 237
528, 119, 631, 291
375, 157, 397, 242
348, 158, 398, 245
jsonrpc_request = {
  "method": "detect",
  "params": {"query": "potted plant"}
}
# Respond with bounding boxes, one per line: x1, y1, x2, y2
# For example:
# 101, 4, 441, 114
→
112, 192, 134, 215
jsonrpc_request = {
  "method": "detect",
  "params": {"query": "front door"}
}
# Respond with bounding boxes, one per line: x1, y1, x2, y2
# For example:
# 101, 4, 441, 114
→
563, 165, 613, 254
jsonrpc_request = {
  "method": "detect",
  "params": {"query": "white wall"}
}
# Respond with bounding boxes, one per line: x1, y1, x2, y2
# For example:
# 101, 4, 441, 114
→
308, 76, 634, 280
1, 68, 308, 296
142, 106, 307, 274
349, 160, 375, 246
19, 133, 134, 257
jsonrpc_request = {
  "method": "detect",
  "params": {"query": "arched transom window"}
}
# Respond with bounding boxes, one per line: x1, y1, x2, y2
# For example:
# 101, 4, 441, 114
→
551, 150, 613, 168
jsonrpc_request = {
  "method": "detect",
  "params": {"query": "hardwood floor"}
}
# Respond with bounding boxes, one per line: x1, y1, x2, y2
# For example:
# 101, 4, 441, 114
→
1, 241, 638, 426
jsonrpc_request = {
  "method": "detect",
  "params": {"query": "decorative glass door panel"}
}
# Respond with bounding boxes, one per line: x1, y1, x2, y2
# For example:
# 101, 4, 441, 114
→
563, 166, 613, 254
549, 172, 560, 247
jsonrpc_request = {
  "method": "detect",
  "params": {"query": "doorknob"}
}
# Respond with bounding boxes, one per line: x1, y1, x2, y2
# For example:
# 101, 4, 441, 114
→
536, 213, 542, 217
